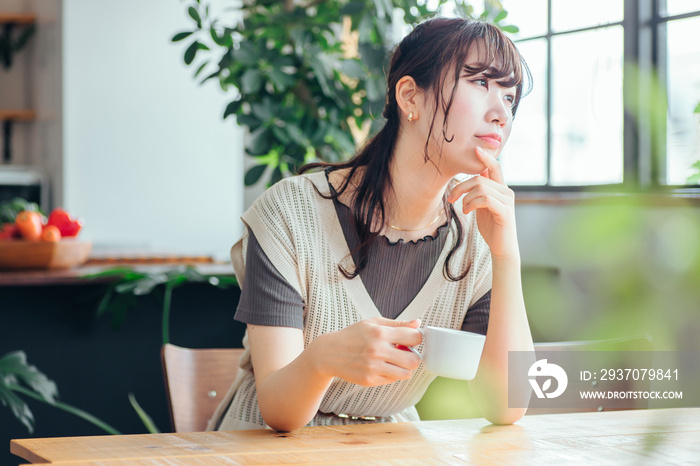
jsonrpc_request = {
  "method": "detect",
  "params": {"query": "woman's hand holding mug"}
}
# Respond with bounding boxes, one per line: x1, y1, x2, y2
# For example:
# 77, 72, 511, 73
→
312, 317, 423, 387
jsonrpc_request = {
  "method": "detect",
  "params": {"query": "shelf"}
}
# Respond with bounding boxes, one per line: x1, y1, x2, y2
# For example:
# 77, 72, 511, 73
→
0, 109, 36, 121
0, 13, 36, 25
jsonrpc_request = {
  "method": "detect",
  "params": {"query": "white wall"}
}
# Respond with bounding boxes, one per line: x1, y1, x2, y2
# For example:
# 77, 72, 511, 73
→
63, 0, 243, 258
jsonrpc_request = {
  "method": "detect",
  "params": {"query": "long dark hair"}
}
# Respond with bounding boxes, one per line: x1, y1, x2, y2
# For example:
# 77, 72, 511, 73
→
299, 17, 531, 280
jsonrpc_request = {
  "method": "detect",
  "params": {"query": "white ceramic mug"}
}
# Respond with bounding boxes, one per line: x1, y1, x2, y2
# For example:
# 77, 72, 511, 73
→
408, 326, 486, 380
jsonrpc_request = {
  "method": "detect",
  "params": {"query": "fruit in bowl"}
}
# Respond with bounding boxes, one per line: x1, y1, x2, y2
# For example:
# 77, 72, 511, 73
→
0, 204, 90, 270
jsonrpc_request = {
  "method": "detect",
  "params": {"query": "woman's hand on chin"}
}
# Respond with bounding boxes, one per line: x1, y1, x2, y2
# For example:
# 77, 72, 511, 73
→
447, 146, 519, 259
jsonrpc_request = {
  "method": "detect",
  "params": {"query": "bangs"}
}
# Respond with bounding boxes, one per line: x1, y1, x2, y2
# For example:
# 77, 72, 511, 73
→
447, 21, 532, 116
463, 27, 524, 88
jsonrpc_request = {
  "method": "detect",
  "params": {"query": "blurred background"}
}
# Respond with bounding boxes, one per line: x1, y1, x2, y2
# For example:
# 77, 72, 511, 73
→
1, 0, 699, 459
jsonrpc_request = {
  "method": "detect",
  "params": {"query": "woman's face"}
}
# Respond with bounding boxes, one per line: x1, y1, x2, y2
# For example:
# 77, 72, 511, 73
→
423, 48, 517, 176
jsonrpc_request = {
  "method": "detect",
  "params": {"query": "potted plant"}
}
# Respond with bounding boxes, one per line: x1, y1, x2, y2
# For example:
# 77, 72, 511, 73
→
173, 0, 518, 186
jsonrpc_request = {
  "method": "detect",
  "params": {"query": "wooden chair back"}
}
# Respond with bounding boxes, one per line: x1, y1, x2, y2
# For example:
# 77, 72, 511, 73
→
161, 344, 244, 432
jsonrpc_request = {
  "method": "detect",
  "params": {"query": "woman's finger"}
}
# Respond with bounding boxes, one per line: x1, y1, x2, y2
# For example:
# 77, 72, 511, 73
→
458, 182, 512, 208
448, 176, 513, 204
370, 317, 422, 329
463, 195, 509, 218
475, 146, 506, 185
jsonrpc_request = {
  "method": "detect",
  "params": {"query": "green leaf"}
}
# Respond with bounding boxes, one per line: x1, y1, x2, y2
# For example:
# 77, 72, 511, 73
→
247, 127, 273, 155
241, 68, 263, 94
129, 393, 160, 434
237, 113, 262, 129
251, 99, 274, 121
8, 383, 121, 435
245, 164, 268, 185
494, 9, 508, 22
188, 6, 202, 28
687, 160, 700, 184
207, 275, 238, 288
372, 0, 389, 19
270, 165, 283, 185
236, 41, 258, 66
95, 283, 116, 318
200, 69, 221, 85
358, 43, 385, 69
686, 173, 700, 185
100, 291, 138, 330
340, 1, 365, 16
285, 123, 309, 147
271, 55, 296, 68
81, 267, 137, 280
694, 102, 700, 113
171, 31, 193, 42
341, 59, 366, 79
0, 351, 58, 403
269, 68, 296, 91
223, 100, 242, 119
500, 24, 520, 34
193, 62, 208, 78
184, 41, 199, 65
210, 27, 226, 46
0, 386, 34, 433
365, 75, 386, 102
309, 56, 332, 96
271, 126, 292, 145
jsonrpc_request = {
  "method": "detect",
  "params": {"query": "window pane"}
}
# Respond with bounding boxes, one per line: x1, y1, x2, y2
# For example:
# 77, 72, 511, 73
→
550, 27, 624, 185
663, 1, 700, 17
501, 39, 547, 185
501, 0, 548, 40
551, 0, 623, 32
665, 16, 700, 185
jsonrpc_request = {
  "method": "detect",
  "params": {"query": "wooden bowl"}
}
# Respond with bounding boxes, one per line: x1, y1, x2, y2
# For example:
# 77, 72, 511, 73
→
0, 240, 92, 270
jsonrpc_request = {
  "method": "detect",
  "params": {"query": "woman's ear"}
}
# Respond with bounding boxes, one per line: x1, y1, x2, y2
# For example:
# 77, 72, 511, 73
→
395, 76, 422, 122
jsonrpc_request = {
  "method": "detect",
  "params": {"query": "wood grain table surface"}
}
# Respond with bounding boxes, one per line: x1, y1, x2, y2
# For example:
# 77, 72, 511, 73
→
11, 408, 700, 465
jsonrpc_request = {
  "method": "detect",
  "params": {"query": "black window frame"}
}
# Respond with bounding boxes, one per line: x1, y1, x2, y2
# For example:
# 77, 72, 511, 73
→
509, 0, 700, 195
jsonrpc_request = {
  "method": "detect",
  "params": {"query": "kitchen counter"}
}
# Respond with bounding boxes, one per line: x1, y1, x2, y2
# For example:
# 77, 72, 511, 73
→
0, 259, 245, 465
0, 262, 235, 286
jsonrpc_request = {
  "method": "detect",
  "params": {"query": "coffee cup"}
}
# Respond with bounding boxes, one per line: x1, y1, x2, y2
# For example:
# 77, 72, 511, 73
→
407, 326, 486, 380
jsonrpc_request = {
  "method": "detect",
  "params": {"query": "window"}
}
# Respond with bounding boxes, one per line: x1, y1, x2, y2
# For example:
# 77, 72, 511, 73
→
495, 0, 700, 190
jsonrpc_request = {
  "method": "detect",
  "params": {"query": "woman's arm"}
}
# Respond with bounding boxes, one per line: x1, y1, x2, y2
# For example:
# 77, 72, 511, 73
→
448, 146, 534, 425
468, 254, 534, 425
249, 317, 422, 432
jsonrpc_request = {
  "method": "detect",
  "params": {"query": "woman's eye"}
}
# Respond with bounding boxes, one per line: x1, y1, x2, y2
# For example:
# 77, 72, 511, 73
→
472, 78, 488, 88
505, 94, 515, 105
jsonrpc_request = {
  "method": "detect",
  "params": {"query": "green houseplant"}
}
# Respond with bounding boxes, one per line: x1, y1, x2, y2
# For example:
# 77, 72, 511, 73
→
173, 0, 518, 186
687, 102, 700, 184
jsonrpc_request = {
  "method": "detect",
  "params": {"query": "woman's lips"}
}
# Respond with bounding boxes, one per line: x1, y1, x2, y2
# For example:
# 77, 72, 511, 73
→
476, 134, 502, 149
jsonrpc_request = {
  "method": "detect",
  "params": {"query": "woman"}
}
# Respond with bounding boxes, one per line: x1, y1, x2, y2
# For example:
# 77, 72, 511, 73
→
209, 16, 535, 432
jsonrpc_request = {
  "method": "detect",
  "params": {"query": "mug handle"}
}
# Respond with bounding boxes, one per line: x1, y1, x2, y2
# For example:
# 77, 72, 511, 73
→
406, 328, 425, 359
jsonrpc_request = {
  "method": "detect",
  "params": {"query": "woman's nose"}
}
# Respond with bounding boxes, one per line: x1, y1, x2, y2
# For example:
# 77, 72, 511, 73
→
487, 94, 511, 127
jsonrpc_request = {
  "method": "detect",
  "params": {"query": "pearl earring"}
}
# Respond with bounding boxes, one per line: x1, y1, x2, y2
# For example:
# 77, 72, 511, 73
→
407, 112, 413, 122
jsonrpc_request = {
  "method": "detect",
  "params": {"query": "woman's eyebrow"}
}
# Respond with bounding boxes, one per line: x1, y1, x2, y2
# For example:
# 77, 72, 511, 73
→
462, 64, 498, 73
495, 76, 518, 88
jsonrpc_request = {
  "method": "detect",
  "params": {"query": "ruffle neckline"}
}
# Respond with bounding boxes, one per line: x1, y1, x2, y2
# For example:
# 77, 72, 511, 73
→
324, 170, 450, 247
380, 221, 450, 246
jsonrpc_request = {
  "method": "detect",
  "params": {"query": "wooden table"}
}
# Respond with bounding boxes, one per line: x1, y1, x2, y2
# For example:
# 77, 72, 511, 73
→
11, 408, 700, 465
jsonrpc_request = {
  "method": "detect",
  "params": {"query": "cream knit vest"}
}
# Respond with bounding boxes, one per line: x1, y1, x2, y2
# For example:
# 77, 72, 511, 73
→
208, 171, 492, 431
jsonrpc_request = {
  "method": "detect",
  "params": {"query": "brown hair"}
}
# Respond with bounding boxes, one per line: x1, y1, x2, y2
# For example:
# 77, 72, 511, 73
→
300, 16, 531, 280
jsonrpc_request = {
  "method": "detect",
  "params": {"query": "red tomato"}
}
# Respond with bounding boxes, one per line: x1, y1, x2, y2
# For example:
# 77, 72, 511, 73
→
0, 223, 20, 240
15, 211, 43, 241
41, 225, 62, 242
47, 208, 83, 237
